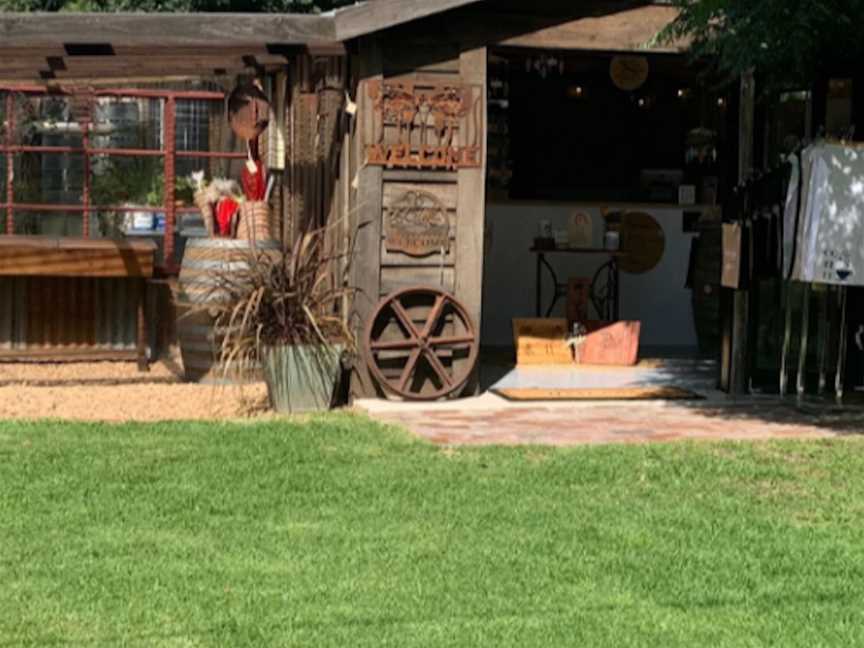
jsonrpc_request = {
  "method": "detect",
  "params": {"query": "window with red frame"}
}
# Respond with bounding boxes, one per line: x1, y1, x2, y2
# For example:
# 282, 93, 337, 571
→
0, 85, 248, 270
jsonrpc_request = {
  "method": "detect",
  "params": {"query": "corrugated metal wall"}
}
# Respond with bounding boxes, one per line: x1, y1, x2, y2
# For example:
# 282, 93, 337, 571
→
0, 277, 136, 351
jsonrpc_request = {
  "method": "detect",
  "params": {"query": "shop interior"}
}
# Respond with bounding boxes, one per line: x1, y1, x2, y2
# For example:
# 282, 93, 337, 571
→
480, 48, 736, 399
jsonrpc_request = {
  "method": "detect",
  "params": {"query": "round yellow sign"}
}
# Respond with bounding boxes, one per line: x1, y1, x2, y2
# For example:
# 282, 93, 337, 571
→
610, 56, 650, 92
618, 211, 665, 274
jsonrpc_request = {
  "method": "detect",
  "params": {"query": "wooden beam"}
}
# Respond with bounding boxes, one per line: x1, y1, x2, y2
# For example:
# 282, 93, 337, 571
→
334, 0, 482, 42
0, 236, 156, 278
454, 46, 487, 395
0, 12, 336, 48
0, 75, 226, 87
729, 71, 756, 396
349, 35, 384, 400
53, 60, 252, 75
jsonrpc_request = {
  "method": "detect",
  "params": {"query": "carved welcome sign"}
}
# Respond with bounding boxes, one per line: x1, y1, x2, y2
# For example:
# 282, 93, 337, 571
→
384, 190, 450, 257
365, 80, 482, 170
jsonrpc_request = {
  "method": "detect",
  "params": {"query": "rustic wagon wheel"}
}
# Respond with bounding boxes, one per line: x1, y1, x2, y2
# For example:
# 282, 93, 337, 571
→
364, 287, 479, 401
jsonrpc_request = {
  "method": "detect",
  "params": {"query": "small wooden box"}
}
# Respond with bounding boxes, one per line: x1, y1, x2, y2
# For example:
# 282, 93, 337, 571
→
513, 318, 572, 366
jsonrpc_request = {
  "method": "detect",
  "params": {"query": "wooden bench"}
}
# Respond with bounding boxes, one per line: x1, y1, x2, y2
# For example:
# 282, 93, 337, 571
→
0, 236, 157, 370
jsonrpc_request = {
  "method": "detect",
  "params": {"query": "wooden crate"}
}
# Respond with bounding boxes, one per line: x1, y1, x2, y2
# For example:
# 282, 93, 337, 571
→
513, 318, 572, 366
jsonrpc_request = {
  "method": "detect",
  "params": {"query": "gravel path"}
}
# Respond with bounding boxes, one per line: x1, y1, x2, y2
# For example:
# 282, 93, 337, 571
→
0, 360, 269, 422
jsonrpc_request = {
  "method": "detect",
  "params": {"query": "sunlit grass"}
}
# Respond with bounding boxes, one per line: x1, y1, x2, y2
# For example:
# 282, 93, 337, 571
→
2, 414, 864, 646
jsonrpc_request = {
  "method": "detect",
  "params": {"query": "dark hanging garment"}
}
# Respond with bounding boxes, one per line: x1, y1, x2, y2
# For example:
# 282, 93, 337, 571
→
685, 236, 699, 289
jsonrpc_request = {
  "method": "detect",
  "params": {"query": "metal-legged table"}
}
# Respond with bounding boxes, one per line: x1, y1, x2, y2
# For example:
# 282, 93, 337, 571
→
531, 247, 623, 320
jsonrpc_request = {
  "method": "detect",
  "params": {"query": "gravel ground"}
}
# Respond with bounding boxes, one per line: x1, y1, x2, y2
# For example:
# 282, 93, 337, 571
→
0, 359, 269, 422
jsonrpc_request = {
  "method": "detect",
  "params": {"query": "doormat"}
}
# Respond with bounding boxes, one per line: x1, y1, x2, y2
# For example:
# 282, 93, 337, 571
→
492, 387, 704, 402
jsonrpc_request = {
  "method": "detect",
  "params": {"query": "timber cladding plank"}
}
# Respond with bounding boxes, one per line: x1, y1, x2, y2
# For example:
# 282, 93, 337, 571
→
0, 237, 155, 278
380, 266, 455, 295
0, 13, 335, 48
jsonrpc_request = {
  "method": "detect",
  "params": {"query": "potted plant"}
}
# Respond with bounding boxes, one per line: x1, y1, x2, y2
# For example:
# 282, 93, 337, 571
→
199, 221, 355, 414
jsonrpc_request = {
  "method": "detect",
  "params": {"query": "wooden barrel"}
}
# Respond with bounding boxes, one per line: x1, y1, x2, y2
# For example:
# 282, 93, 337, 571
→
690, 223, 722, 354
175, 237, 280, 384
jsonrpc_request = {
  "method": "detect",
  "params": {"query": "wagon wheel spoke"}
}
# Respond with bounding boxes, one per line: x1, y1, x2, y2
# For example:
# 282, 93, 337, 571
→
370, 338, 421, 351
420, 295, 447, 338
429, 334, 475, 348
423, 348, 453, 387
390, 299, 422, 341
399, 348, 422, 392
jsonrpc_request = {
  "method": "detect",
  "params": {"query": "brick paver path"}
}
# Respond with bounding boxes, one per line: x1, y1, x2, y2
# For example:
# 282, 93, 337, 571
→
361, 400, 864, 446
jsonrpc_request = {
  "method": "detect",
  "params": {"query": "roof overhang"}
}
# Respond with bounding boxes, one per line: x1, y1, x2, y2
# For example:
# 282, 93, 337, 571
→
0, 2, 683, 84
0, 12, 341, 84
332, 0, 483, 42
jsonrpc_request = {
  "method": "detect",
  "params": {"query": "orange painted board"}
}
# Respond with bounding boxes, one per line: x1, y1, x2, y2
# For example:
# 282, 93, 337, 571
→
573, 320, 641, 366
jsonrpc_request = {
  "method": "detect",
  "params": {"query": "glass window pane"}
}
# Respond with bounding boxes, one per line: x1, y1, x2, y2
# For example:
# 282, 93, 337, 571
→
91, 154, 164, 208
92, 97, 163, 150
14, 210, 83, 237
175, 98, 244, 179
13, 153, 84, 205
175, 99, 212, 152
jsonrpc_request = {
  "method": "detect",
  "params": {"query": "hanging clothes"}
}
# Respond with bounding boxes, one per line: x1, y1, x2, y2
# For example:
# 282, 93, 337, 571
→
788, 142, 864, 286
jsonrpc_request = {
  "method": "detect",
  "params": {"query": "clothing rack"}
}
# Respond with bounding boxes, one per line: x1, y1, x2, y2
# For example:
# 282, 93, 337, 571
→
779, 133, 859, 403
724, 133, 854, 403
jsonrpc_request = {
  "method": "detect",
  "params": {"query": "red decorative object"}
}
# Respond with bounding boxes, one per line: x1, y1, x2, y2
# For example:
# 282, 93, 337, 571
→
573, 321, 641, 366
241, 161, 266, 201
215, 197, 239, 237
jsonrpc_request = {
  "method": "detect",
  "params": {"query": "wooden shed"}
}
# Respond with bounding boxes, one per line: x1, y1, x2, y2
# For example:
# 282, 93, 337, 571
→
0, 1, 750, 398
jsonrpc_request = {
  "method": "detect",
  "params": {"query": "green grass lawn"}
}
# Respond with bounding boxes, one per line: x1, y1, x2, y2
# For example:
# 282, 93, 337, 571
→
2, 414, 864, 646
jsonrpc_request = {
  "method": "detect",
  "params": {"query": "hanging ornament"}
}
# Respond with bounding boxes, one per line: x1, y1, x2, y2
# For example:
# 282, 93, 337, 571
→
227, 80, 270, 141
